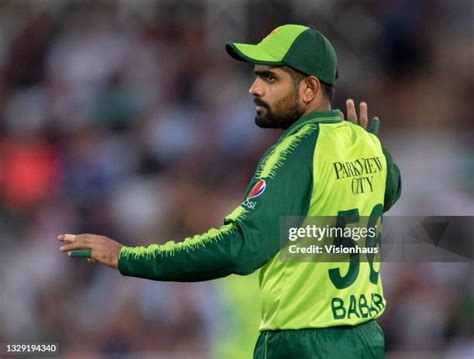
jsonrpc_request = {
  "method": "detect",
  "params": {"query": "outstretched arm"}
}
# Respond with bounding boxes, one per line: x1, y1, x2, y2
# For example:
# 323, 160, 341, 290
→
59, 123, 318, 281
59, 100, 391, 277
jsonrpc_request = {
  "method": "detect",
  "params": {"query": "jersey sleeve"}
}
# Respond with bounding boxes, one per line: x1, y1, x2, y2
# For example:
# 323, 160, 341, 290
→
118, 125, 319, 282
382, 147, 402, 212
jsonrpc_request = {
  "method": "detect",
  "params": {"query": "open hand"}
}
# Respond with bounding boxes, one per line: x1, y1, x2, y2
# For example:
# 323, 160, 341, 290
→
59, 233, 122, 269
343, 99, 380, 135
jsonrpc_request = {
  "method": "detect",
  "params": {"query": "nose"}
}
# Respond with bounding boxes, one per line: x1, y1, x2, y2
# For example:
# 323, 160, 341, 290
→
249, 78, 264, 97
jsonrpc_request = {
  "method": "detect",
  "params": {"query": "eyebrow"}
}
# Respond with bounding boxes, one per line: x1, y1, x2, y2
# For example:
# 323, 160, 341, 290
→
254, 70, 278, 78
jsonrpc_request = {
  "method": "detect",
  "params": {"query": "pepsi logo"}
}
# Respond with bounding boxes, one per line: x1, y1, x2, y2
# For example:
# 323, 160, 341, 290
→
247, 180, 266, 199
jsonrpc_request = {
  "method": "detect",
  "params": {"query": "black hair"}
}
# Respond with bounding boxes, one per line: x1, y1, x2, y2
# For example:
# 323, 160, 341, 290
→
320, 82, 335, 105
281, 66, 335, 105
281, 66, 307, 88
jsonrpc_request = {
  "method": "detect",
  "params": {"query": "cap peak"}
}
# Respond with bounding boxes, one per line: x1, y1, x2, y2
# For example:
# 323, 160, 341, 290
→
226, 24, 338, 85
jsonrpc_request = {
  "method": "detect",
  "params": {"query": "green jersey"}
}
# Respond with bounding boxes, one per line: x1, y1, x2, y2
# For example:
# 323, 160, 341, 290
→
118, 109, 401, 330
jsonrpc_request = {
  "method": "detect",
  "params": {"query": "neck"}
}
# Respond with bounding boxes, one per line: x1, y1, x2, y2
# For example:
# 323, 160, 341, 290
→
302, 102, 331, 116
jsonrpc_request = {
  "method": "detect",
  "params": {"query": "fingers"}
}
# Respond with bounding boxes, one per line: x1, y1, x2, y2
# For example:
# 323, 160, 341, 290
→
359, 102, 368, 129
58, 233, 77, 243
346, 99, 357, 124
59, 234, 91, 252
58, 233, 121, 269
345, 99, 371, 130
60, 240, 88, 252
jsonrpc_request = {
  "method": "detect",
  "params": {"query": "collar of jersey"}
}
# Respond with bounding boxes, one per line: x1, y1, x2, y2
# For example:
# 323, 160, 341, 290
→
283, 109, 342, 137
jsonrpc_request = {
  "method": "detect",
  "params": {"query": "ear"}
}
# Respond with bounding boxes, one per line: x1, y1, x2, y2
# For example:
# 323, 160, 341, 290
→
301, 76, 320, 103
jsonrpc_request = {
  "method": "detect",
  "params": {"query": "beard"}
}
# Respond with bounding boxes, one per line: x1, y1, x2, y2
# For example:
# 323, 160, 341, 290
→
253, 90, 304, 130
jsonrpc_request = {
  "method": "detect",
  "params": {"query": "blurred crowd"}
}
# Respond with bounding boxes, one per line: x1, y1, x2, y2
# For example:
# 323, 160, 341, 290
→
0, 1, 472, 358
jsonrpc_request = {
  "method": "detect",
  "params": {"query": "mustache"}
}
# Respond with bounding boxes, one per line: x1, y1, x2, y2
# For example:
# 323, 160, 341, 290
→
253, 98, 269, 108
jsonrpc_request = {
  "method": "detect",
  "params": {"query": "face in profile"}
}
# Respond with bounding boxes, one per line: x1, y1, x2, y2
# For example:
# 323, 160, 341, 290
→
250, 65, 305, 130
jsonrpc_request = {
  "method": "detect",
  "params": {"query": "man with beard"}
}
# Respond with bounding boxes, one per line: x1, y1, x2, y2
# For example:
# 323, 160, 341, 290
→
59, 24, 401, 358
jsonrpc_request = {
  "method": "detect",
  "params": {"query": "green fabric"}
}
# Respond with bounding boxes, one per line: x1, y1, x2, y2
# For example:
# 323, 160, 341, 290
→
285, 110, 341, 136
226, 24, 338, 85
226, 24, 307, 64
226, 43, 282, 65
70, 249, 91, 258
368, 118, 380, 135
118, 109, 401, 335
283, 28, 338, 85
118, 114, 323, 281
382, 147, 402, 212
253, 320, 385, 359
258, 118, 389, 330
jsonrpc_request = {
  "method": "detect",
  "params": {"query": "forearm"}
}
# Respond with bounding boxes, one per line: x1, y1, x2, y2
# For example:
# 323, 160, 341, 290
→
118, 222, 274, 281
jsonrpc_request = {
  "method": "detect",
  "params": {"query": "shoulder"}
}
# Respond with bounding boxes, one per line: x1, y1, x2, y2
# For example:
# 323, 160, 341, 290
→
256, 124, 319, 179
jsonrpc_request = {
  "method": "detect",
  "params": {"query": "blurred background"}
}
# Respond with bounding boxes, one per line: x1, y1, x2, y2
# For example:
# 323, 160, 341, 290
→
0, 0, 472, 358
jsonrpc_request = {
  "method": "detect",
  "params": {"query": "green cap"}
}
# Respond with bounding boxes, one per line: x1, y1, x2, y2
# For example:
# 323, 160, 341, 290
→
226, 24, 338, 85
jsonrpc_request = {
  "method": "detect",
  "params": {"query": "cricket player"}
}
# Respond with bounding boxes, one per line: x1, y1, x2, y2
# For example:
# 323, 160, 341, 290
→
59, 24, 401, 358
